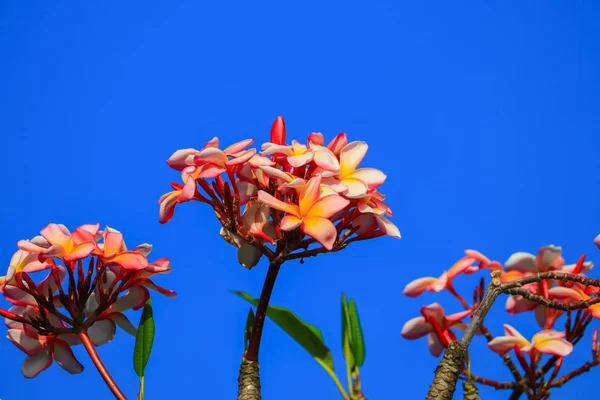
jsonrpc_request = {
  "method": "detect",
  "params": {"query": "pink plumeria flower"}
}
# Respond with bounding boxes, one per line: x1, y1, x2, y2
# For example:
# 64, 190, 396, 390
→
2, 266, 66, 307
158, 180, 196, 224
488, 324, 573, 356
17, 223, 100, 262
0, 250, 53, 288
192, 138, 257, 178
261, 140, 315, 168
401, 303, 472, 357
165, 137, 220, 170
549, 284, 600, 319
84, 272, 147, 346
242, 199, 276, 244
352, 213, 401, 239
326, 133, 348, 156
92, 227, 148, 270
322, 141, 386, 198
501, 246, 565, 282
402, 250, 499, 297
6, 305, 83, 378
258, 175, 349, 250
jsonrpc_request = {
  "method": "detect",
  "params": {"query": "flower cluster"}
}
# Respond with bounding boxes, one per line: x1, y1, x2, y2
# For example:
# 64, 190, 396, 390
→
401, 242, 600, 393
0, 223, 175, 378
160, 116, 400, 267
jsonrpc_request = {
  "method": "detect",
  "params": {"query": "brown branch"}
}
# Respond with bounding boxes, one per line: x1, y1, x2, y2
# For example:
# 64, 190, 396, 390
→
502, 287, 600, 311
549, 358, 600, 388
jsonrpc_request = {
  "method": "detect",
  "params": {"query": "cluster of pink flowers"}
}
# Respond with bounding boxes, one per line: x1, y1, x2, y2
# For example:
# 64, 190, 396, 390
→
401, 245, 597, 359
0, 223, 174, 378
160, 116, 400, 266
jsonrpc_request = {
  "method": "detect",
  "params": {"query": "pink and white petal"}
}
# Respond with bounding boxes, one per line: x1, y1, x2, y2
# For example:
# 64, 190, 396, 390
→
427, 333, 446, 357
278, 178, 306, 192
226, 149, 256, 166
63, 242, 96, 261
505, 252, 537, 272
260, 144, 293, 156
299, 175, 322, 215
159, 190, 180, 224
400, 317, 433, 339
53, 339, 84, 374
562, 261, 594, 273
346, 168, 387, 189
7, 329, 44, 355
259, 166, 294, 182
505, 295, 538, 314
375, 215, 401, 238
548, 286, 585, 301
352, 214, 378, 236
110, 312, 138, 336
532, 329, 566, 342
464, 249, 491, 265
308, 132, 324, 146
327, 133, 348, 156
17, 238, 50, 253
237, 181, 257, 205
3, 286, 37, 307
107, 252, 148, 270
488, 336, 526, 354
279, 215, 303, 231
302, 217, 338, 250
306, 194, 349, 219
340, 141, 368, 175
87, 319, 116, 346
102, 228, 124, 258
196, 164, 227, 179
57, 333, 81, 347
534, 306, 547, 328
248, 154, 275, 167
503, 324, 529, 342
132, 243, 153, 257
167, 148, 199, 170
537, 245, 565, 271
145, 258, 171, 273
534, 337, 573, 356
179, 176, 196, 202
193, 147, 228, 167
429, 273, 449, 292
205, 136, 220, 148
257, 190, 300, 216
40, 224, 71, 247
224, 138, 255, 154
22, 348, 52, 378
402, 277, 438, 297
340, 178, 369, 198
112, 286, 150, 312
135, 278, 177, 297
420, 303, 445, 321
287, 151, 314, 168
312, 145, 340, 171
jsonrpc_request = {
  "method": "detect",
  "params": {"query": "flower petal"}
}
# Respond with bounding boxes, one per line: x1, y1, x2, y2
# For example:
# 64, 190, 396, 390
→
402, 277, 438, 298
488, 336, 527, 354
302, 217, 338, 250
427, 333, 445, 357
280, 215, 303, 231
112, 286, 150, 312
299, 175, 322, 215
340, 141, 368, 175
505, 252, 537, 272
270, 116, 286, 145
287, 151, 314, 167
166, 148, 199, 170
87, 319, 116, 346
257, 190, 300, 217
327, 133, 348, 156
306, 194, 349, 219
53, 339, 84, 374
22, 348, 52, 378
340, 178, 369, 198
109, 312, 138, 336
7, 329, 43, 355
346, 168, 387, 189
224, 138, 255, 154
401, 317, 432, 339
107, 252, 149, 270
311, 145, 340, 171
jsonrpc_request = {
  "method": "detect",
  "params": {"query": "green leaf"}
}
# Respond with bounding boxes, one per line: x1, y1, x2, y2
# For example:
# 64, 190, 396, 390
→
232, 290, 334, 372
133, 300, 155, 378
341, 293, 355, 369
244, 307, 255, 351
348, 298, 365, 367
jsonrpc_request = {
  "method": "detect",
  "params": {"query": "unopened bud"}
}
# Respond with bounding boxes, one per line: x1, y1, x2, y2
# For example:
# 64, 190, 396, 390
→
237, 243, 262, 269
594, 234, 600, 250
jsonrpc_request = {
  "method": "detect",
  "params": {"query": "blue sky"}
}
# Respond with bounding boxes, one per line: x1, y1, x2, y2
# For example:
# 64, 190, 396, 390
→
1, 1, 600, 399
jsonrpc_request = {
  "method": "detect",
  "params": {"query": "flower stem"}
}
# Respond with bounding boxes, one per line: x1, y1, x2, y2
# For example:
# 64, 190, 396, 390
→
79, 331, 127, 400
244, 259, 283, 361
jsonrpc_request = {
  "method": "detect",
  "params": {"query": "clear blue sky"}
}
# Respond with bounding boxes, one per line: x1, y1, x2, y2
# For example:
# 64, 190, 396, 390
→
1, 1, 599, 399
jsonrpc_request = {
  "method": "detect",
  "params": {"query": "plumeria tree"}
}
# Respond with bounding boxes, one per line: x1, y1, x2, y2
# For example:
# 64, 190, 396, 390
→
3, 116, 599, 400
159, 116, 400, 399
402, 241, 600, 399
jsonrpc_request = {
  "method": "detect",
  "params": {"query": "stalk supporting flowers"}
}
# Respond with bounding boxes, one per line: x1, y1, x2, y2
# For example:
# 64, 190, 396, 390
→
80, 331, 127, 400
160, 116, 400, 399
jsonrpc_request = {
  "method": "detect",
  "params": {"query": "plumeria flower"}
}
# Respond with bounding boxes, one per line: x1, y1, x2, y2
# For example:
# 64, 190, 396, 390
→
6, 305, 83, 378
1, 266, 66, 307
92, 227, 148, 270
322, 141, 386, 198
352, 213, 401, 239
258, 175, 349, 250
158, 179, 197, 224
192, 138, 257, 178
401, 303, 472, 356
0, 250, 53, 288
403, 250, 500, 297
488, 324, 573, 356
17, 223, 100, 262
242, 199, 276, 243
549, 284, 600, 319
